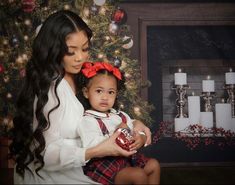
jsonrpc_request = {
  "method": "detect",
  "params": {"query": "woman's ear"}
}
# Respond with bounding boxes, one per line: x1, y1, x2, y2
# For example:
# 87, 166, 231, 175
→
82, 87, 89, 99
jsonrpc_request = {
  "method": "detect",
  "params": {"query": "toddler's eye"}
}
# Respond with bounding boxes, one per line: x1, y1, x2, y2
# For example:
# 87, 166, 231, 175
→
96, 89, 102, 93
109, 91, 116, 95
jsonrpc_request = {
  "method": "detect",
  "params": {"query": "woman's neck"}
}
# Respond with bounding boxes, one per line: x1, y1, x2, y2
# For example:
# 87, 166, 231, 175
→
64, 74, 76, 94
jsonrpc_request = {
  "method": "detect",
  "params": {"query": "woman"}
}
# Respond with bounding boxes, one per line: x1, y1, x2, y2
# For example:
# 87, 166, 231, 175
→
9, 10, 151, 184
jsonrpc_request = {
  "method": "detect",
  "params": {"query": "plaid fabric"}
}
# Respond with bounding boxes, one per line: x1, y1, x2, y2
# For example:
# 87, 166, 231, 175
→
83, 156, 131, 184
97, 118, 109, 135
131, 153, 149, 168
118, 112, 127, 124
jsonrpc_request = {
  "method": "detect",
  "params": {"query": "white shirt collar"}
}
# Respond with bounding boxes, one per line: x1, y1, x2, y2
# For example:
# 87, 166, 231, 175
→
84, 108, 120, 118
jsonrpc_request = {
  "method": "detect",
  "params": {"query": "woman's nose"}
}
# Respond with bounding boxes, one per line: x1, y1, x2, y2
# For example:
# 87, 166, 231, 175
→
74, 51, 84, 62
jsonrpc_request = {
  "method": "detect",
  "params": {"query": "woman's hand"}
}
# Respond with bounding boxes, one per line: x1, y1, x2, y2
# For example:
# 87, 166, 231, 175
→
86, 131, 137, 161
129, 132, 146, 151
132, 119, 151, 147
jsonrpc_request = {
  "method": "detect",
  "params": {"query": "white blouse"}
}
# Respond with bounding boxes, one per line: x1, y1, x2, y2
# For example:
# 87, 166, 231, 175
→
79, 109, 133, 149
14, 78, 99, 184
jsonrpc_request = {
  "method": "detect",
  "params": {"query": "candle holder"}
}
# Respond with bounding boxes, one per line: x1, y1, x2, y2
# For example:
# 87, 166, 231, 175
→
224, 84, 235, 118
172, 85, 189, 118
201, 92, 216, 112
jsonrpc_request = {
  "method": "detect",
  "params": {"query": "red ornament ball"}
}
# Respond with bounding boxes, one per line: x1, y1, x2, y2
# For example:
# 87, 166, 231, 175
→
0, 64, 4, 73
111, 8, 127, 25
22, 0, 36, 13
115, 128, 134, 151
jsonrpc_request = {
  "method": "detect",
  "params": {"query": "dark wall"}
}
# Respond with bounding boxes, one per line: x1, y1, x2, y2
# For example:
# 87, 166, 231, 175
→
120, 2, 235, 165
147, 26, 235, 122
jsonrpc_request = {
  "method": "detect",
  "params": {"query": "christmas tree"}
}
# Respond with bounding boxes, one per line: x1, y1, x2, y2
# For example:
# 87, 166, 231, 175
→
0, 0, 154, 136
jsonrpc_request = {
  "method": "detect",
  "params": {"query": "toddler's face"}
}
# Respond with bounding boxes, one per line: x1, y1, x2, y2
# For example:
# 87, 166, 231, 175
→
83, 74, 118, 113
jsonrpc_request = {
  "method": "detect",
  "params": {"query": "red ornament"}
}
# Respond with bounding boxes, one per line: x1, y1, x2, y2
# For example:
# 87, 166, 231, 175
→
115, 128, 134, 151
111, 8, 127, 25
22, 0, 36, 13
20, 69, 26, 77
0, 64, 4, 73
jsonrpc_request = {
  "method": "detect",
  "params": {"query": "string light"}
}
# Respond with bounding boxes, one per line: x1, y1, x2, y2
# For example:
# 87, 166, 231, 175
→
0, 51, 4, 56
64, 4, 70, 10
114, 50, 120, 54
3, 39, 8, 45
16, 56, 24, 64
119, 103, 124, 109
99, 7, 106, 15
3, 76, 9, 83
6, 93, 12, 99
83, 7, 90, 17
105, 36, 110, 41
134, 106, 141, 116
125, 72, 131, 79
120, 60, 126, 69
24, 35, 29, 41
98, 53, 104, 58
24, 19, 31, 26
22, 54, 28, 60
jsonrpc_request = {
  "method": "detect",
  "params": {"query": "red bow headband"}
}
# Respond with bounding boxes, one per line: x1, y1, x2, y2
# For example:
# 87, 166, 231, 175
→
81, 62, 122, 80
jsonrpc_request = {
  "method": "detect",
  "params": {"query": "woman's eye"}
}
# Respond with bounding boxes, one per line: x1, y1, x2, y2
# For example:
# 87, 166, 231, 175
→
66, 51, 75, 56
82, 47, 90, 52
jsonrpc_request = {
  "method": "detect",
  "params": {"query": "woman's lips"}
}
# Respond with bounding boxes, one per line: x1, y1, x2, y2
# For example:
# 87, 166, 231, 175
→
73, 65, 81, 69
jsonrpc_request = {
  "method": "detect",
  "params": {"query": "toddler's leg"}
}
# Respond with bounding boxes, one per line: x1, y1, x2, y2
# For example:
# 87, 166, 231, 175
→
114, 167, 148, 184
143, 158, 161, 184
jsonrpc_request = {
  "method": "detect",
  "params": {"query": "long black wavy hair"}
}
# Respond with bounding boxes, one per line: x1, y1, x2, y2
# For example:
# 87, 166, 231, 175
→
76, 63, 126, 110
9, 10, 92, 177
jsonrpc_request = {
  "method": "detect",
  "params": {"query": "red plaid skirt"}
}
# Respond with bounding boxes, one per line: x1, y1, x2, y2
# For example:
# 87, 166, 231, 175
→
83, 153, 149, 185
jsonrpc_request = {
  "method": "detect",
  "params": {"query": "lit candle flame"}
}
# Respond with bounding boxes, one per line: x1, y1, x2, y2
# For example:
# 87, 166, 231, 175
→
207, 75, 211, 80
221, 98, 225, 103
178, 68, 182, 73
229, 68, 233, 72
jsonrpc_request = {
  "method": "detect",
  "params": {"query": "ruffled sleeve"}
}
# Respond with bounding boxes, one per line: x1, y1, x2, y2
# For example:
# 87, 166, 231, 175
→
33, 79, 87, 171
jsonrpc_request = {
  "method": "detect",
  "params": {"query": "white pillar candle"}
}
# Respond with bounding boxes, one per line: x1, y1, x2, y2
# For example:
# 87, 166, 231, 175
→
231, 118, 235, 132
202, 80, 215, 92
215, 103, 232, 131
174, 118, 190, 132
188, 96, 201, 124
200, 112, 213, 128
225, 72, 235, 84
174, 72, 187, 85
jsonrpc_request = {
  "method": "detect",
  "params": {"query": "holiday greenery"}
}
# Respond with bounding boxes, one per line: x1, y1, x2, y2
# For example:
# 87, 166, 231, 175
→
0, 0, 154, 136
153, 122, 235, 150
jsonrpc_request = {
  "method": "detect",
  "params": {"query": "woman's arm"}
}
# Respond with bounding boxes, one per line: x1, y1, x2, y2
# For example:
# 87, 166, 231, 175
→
85, 131, 137, 161
132, 119, 152, 146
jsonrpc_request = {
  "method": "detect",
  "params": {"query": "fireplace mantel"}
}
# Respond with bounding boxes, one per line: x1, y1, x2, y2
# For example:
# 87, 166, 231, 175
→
120, 2, 235, 165
120, 2, 235, 121
120, 2, 235, 98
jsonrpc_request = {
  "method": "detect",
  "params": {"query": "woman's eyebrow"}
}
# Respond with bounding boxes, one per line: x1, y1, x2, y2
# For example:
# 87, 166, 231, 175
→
67, 40, 89, 48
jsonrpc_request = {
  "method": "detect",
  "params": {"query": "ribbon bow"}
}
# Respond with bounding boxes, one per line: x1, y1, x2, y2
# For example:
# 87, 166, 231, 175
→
81, 62, 122, 80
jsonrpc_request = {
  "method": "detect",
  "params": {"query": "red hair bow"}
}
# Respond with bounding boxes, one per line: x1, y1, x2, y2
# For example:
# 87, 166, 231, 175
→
81, 62, 122, 80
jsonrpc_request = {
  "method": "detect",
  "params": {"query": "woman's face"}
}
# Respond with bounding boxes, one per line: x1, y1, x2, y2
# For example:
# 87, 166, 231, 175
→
83, 74, 118, 113
63, 31, 89, 77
